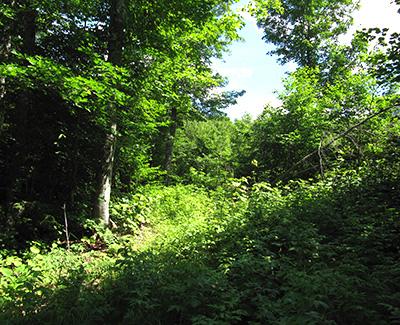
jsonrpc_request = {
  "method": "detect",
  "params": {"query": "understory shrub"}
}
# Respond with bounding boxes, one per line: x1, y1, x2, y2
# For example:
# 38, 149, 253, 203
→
1, 166, 399, 324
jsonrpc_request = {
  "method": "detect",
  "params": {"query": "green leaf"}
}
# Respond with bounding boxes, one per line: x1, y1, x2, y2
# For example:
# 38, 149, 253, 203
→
30, 246, 41, 255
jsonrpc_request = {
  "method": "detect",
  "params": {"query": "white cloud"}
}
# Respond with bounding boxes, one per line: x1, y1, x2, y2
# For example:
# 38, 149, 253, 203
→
218, 67, 254, 79
212, 63, 255, 89
354, 0, 399, 32
227, 93, 282, 120
340, 0, 400, 43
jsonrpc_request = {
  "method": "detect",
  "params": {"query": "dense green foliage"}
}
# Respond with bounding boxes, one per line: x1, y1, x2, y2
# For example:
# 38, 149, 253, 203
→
0, 0, 242, 236
1, 0, 399, 323
1, 165, 400, 323
250, 0, 359, 66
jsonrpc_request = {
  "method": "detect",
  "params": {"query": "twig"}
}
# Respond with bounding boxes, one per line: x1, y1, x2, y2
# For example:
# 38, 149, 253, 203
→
345, 134, 363, 158
285, 101, 400, 178
63, 203, 70, 250
318, 135, 324, 178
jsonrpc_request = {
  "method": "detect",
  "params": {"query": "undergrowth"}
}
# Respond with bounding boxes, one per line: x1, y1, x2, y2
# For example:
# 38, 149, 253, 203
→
1, 164, 399, 324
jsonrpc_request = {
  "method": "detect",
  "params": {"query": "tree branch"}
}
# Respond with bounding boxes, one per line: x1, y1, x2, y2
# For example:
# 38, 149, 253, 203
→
285, 99, 400, 177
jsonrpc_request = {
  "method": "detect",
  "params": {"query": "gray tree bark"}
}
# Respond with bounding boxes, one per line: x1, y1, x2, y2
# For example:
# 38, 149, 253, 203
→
94, 0, 124, 225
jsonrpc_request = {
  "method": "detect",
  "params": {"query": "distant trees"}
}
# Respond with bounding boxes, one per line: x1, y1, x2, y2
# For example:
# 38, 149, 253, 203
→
248, 0, 399, 182
172, 118, 236, 186
251, 66, 396, 181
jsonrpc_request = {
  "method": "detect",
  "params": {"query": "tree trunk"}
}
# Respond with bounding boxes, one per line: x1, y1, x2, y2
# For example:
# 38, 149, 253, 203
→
304, 21, 316, 68
0, 0, 15, 133
6, 5, 36, 207
94, 122, 117, 225
164, 106, 178, 181
21, 8, 37, 198
22, 9, 37, 55
94, 0, 124, 225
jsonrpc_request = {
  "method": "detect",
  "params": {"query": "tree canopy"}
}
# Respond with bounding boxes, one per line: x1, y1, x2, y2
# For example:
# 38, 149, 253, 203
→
251, 0, 359, 66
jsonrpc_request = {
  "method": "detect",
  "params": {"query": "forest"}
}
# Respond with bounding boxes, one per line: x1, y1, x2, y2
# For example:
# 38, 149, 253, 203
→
0, 0, 399, 323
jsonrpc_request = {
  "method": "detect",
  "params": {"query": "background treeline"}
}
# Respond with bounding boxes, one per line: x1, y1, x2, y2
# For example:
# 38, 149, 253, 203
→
1, 0, 400, 323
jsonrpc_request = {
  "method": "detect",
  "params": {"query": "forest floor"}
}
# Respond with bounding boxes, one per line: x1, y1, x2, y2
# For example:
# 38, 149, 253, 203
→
1, 173, 400, 324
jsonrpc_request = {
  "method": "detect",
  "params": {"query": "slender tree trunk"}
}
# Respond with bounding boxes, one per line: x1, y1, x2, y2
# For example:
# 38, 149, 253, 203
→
1, 1, 15, 214
20, 8, 37, 198
304, 21, 315, 68
22, 9, 37, 55
94, 121, 117, 225
0, 0, 15, 134
0, 63, 9, 134
164, 106, 178, 182
6, 4, 36, 207
94, 0, 124, 225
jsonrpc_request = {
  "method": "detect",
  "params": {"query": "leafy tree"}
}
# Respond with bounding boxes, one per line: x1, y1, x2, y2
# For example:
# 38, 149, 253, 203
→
250, 0, 359, 67
0, 0, 243, 237
249, 0, 398, 182
94, 0, 124, 225
0, 1, 399, 323
172, 118, 236, 186
171, 115, 256, 187
147, 4, 243, 179
252, 62, 396, 182
252, 68, 330, 180
231, 114, 255, 178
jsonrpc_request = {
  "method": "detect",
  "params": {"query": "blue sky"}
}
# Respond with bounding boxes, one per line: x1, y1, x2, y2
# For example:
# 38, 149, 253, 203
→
214, 0, 400, 120
212, 1, 290, 120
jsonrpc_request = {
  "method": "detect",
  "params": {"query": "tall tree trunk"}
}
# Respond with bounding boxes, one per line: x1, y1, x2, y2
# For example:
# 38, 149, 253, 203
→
22, 9, 37, 55
20, 7, 37, 198
0, 0, 15, 134
304, 21, 316, 68
6, 4, 36, 207
94, 122, 117, 225
94, 0, 124, 225
164, 106, 178, 183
